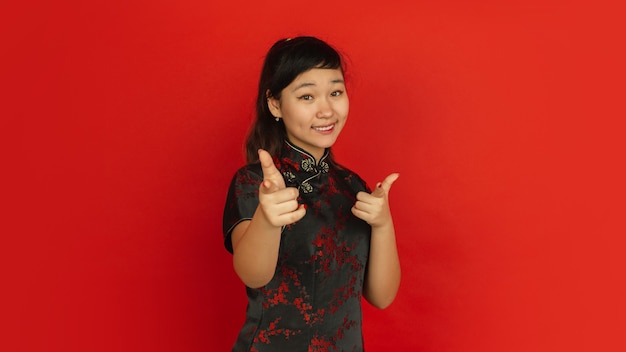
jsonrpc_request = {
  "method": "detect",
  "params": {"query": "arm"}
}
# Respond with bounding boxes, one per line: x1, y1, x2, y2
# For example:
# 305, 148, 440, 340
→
231, 150, 305, 288
352, 174, 401, 309
364, 219, 401, 309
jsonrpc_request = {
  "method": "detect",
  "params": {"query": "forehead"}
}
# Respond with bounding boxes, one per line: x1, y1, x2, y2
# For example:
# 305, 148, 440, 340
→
289, 68, 345, 86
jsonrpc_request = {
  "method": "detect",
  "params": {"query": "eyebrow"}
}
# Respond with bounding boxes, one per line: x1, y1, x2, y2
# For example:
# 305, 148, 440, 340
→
292, 79, 345, 92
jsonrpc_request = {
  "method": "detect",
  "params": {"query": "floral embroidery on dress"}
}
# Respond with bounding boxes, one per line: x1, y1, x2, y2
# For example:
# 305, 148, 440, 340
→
223, 140, 371, 351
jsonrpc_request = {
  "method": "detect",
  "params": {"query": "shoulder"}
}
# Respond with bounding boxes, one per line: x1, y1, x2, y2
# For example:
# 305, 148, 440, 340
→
229, 163, 263, 184
330, 162, 370, 192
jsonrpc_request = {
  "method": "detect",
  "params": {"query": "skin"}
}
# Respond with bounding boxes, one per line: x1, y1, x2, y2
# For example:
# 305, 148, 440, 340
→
231, 68, 401, 309
268, 68, 349, 161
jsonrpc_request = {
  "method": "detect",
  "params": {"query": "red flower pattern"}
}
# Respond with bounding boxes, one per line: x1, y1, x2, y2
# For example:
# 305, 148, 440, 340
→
223, 141, 371, 351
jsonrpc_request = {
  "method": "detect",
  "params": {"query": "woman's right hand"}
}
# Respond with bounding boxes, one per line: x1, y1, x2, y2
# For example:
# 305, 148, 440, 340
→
258, 149, 306, 227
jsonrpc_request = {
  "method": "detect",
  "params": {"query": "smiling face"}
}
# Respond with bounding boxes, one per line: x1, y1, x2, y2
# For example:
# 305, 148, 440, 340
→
268, 68, 349, 161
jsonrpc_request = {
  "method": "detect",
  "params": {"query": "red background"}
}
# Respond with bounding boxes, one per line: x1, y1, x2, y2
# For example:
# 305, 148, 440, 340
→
5, 0, 626, 351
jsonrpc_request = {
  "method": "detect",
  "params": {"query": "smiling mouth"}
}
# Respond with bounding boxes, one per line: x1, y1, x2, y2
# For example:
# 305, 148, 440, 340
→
312, 124, 334, 132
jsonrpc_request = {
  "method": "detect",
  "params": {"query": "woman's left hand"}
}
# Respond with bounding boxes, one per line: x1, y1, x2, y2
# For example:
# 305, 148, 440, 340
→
351, 173, 399, 228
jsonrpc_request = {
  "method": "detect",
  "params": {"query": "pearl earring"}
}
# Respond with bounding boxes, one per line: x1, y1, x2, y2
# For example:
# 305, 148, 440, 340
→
275, 117, 280, 122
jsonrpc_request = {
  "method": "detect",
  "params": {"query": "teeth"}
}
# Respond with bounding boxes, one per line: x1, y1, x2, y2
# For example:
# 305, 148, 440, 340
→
313, 124, 333, 131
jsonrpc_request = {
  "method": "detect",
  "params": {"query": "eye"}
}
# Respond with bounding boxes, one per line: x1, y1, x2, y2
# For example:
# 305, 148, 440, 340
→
298, 95, 314, 101
330, 90, 344, 97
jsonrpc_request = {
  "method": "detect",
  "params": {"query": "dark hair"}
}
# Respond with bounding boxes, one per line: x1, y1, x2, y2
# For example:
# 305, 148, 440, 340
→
245, 36, 345, 163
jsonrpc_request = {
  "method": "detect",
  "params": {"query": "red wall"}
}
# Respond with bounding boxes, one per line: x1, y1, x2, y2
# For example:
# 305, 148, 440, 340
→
6, 1, 626, 351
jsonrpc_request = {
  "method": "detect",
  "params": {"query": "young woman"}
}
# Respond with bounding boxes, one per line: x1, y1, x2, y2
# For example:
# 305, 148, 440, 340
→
222, 36, 400, 351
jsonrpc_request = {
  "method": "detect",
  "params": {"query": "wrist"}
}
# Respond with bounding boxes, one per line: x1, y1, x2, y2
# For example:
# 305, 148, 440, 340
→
371, 220, 394, 233
255, 207, 285, 231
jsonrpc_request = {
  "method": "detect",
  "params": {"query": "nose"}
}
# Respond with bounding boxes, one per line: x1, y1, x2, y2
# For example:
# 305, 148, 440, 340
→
316, 97, 332, 119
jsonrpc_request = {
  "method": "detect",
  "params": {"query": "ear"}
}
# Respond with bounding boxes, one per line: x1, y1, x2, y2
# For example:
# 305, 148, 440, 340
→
266, 91, 282, 118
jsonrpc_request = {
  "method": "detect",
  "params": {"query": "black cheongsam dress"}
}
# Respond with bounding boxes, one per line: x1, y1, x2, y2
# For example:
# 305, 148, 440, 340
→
223, 140, 372, 352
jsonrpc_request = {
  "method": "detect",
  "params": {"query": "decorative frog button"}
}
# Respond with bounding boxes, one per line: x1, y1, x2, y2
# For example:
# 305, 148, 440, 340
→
301, 158, 315, 173
300, 181, 313, 194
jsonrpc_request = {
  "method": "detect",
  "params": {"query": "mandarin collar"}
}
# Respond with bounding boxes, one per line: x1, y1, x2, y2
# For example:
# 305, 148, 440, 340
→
279, 140, 330, 194
280, 140, 330, 173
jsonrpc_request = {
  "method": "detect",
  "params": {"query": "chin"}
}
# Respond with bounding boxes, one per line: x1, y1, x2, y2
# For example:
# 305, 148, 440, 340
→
320, 136, 340, 148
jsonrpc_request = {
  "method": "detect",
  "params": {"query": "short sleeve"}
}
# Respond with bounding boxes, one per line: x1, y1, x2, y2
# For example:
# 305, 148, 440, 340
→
222, 165, 263, 253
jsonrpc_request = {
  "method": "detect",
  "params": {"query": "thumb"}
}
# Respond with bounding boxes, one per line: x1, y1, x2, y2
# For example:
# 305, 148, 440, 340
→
372, 173, 399, 198
259, 149, 279, 179
258, 149, 285, 189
